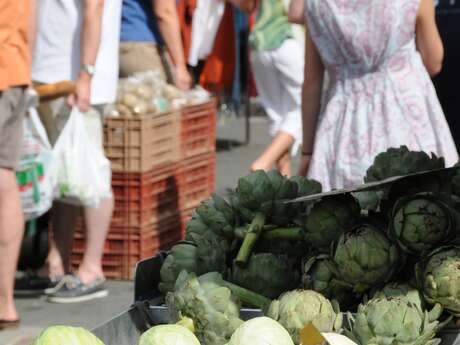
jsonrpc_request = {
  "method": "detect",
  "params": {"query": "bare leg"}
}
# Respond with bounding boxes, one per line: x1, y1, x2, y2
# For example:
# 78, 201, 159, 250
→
251, 131, 294, 172
77, 196, 114, 284
45, 201, 80, 276
0, 169, 24, 321
277, 151, 292, 177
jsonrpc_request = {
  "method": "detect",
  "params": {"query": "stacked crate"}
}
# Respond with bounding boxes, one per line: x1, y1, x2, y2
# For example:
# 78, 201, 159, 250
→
71, 99, 216, 279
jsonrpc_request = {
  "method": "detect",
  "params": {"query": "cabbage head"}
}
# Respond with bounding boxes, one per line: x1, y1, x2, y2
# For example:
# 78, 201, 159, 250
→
32, 326, 104, 345
138, 324, 201, 345
225, 317, 294, 345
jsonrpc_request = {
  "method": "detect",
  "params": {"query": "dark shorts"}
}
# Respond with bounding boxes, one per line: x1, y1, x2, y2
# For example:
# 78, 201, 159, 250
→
0, 87, 28, 169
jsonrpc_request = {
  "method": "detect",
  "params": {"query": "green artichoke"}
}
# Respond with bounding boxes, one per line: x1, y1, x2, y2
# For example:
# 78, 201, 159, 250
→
267, 290, 342, 344
267, 171, 299, 226
345, 291, 448, 345
390, 193, 458, 255
230, 253, 299, 299
159, 242, 198, 293
332, 224, 401, 293
303, 194, 361, 251
302, 255, 359, 310
233, 171, 276, 266
188, 196, 236, 240
364, 146, 445, 183
166, 271, 244, 345
371, 283, 415, 300
416, 246, 460, 316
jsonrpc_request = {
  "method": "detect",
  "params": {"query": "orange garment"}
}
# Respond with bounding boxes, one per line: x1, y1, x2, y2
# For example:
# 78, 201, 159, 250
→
199, 4, 235, 93
0, 0, 30, 90
177, 0, 196, 60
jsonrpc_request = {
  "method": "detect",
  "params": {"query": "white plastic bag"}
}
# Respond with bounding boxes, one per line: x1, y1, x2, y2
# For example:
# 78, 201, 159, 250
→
16, 108, 54, 220
51, 107, 111, 207
188, 0, 225, 66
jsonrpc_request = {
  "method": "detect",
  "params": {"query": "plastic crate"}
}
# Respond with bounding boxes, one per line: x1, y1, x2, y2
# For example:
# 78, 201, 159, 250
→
176, 152, 215, 210
104, 111, 180, 173
71, 213, 181, 279
111, 166, 180, 228
180, 100, 216, 159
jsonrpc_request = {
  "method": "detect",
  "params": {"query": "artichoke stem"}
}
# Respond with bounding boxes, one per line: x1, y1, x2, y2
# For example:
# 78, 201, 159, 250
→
224, 281, 271, 308
235, 212, 266, 266
234, 226, 303, 240
263, 227, 303, 240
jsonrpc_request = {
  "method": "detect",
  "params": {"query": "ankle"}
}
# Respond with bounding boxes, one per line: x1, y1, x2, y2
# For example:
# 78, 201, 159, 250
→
0, 300, 19, 321
76, 263, 104, 285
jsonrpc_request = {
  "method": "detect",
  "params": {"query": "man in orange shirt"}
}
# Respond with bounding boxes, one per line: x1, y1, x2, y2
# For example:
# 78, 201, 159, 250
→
0, 0, 31, 330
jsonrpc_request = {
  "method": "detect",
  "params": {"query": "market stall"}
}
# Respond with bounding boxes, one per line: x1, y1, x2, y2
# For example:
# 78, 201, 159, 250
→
34, 146, 460, 345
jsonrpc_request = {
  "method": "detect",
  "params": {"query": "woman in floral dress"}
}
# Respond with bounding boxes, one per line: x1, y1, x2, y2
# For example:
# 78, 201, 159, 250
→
294, 0, 458, 190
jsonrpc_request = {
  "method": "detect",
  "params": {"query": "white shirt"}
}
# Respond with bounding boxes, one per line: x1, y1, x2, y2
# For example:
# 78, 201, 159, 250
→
32, 0, 122, 105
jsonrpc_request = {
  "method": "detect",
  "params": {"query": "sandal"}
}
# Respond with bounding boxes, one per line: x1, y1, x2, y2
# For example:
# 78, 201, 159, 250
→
0, 319, 20, 331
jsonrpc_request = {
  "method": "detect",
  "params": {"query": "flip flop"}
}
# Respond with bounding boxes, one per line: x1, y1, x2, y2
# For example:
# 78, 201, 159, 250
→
0, 319, 20, 331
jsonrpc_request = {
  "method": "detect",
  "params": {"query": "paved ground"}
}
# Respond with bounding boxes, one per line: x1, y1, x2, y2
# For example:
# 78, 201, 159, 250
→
1, 113, 299, 344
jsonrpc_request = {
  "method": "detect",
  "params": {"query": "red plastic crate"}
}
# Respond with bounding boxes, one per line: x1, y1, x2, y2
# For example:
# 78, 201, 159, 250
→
176, 153, 215, 210
71, 213, 182, 279
104, 111, 180, 173
111, 166, 180, 228
180, 100, 216, 159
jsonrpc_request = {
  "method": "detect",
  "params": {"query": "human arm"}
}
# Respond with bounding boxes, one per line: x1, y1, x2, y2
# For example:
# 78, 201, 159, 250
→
226, 0, 256, 12
68, 0, 104, 112
297, 25, 325, 176
288, 0, 305, 24
416, 0, 444, 76
153, 0, 191, 90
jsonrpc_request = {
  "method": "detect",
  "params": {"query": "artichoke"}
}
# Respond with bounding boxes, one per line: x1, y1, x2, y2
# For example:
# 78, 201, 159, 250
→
364, 146, 445, 183
267, 290, 342, 344
332, 224, 401, 293
166, 271, 244, 345
230, 253, 299, 299
302, 255, 359, 310
187, 196, 236, 240
302, 194, 361, 251
225, 317, 294, 345
416, 246, 460, 316
167, 271, 271, 345
266, 171, 299, 226
371, 283, 415, 300
345, 291, 448, 345
159, 242, 199, 293
233, 171, 276, 265
390, 193, 458, 255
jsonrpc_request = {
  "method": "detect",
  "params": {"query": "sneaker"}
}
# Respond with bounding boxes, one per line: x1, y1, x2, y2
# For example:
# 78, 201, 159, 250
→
46, 275, 108, 303
15, 272, 61, 298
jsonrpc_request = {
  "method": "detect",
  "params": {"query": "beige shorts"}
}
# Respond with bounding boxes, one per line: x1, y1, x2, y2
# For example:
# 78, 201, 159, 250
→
0, 87, 28, 169
36, 98, 104, 151
119, 41, 172, 81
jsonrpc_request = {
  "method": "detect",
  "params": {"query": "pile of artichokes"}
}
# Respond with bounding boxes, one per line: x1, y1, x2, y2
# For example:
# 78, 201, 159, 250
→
159, 146, 460, 345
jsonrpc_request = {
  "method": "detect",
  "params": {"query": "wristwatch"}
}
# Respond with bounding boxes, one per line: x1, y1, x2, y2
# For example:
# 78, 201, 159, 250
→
81, 64, 96, 76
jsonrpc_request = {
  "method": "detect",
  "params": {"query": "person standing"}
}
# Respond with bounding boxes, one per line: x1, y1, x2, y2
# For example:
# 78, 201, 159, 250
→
297, 0, 458, 190
31, 0, 122, 303
230, 0, 304, 176
120, 0, 191, 90
0, 0, 31, 329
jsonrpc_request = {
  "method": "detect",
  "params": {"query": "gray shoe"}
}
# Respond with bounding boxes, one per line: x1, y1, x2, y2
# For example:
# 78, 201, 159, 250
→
47, 275, 108, 303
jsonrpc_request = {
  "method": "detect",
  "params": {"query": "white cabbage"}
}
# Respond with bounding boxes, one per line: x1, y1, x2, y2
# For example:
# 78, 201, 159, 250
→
225, 317, 294, 345
32, 325, 104, 345
138, 324, 201, 345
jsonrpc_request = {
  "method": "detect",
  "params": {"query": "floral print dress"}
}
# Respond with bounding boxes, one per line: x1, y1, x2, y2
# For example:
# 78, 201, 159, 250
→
304, 0, 458, 190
